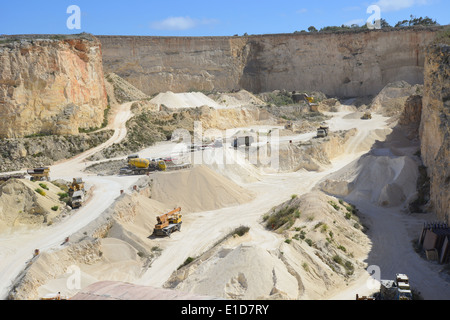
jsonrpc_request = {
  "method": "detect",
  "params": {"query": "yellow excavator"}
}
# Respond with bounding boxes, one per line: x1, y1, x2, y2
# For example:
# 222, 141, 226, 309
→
153, 207, 182, 237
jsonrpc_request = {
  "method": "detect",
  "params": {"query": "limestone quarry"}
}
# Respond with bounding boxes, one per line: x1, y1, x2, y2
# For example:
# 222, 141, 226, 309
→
0, 27, 449, 302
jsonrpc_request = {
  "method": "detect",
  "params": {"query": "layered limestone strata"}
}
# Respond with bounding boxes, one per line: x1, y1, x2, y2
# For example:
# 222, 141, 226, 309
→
0, 34, 108, 138
419, 44, 450, 224
98, 27, 442, 97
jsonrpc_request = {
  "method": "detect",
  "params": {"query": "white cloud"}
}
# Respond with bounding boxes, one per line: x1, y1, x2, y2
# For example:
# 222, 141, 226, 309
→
151, 16, 217, 31
372, 0, 431, 12
296, 8, 308, 14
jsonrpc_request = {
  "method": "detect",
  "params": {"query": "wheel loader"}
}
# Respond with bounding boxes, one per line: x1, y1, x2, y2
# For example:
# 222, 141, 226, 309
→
153, 207, 182, 237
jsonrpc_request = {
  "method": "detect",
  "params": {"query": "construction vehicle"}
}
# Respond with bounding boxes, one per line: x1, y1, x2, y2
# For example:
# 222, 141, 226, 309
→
69, 190, 85, 209
361, 112, 372, 120
70, 177, 84, 191
68, 178, 85, 209
297, 93, 319, 111
27, 167, 50, 181
292, 92, 314, 104
120, 155, 167, 175
232, 135, 254, 148
316, 126, 329, 138
153, 207, 182, 237
379, 273, 412, 300
395, 274, 412, 300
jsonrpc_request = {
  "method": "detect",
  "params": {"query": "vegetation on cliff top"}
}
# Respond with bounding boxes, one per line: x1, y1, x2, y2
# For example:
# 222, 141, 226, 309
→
299, 15, 439, 34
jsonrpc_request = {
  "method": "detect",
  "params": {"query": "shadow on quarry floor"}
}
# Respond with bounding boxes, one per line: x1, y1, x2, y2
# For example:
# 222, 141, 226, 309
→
334, 121, 450, 299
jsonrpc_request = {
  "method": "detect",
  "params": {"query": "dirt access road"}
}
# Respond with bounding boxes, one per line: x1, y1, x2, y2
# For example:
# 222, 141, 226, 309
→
0, 101, 140, 299
135, 111, 450, 300
132, 112, 381, 294
1, 103, 449, 300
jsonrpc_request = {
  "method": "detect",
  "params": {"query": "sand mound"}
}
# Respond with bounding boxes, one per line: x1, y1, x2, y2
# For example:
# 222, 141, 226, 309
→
213, 90, 266, 107
169, 244, 299, 300
71, 280, 220, 300
165, 190, 370, 300
320, 154, 419, 207
370, 81, 422, 116
149, 165, 255, 213
108, 195, 170, 254
31, 238, 143, 300
0, 179, 66, 232
150, 91, 225, 109
105, 73, 149, 104
199, 147, 262, 184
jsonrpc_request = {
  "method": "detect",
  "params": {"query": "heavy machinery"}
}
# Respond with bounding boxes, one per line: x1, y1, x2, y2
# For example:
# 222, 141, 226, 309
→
68, 178, 85, 209
153, 207, 182, 237
120, 155, 167, 175
70, 190, 85, 209
70, 178, 84, 192
232, 135, 254, 148
27, 167, 50, 181
379, 273, 412, 300
361, 112, 372, 120
316, 126, 329, 138
395, 274, 413, 300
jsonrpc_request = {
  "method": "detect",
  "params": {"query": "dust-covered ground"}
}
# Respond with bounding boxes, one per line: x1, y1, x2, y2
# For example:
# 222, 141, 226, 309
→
2, 81, 449, 300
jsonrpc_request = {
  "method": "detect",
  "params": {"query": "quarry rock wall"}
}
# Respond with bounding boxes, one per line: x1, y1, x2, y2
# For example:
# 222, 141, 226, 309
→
0, 34, 108, 138
419, 43, 450, 224
98, 27, 441, 98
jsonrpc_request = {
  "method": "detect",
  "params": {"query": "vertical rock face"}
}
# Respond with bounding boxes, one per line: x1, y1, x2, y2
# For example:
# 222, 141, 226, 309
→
99, 36, 249, 95
0, 35, 108, 138
98, 27, 441, 97
420, 44, 450, 224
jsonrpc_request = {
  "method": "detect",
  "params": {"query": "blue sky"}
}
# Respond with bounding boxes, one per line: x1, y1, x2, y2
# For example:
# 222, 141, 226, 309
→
0, 0, 448, 36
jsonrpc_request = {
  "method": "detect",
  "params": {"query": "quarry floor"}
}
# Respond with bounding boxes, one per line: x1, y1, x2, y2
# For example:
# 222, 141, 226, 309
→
1, 100, 449, 300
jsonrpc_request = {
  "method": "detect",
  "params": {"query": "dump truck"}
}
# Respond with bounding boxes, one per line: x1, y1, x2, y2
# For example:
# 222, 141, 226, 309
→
316, 126, 329, 138
68, 178, 86, 209
153, 207, 182, 237
70, 190, 85, 209
28, 167, 50, 181
120, 155, 167, 175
